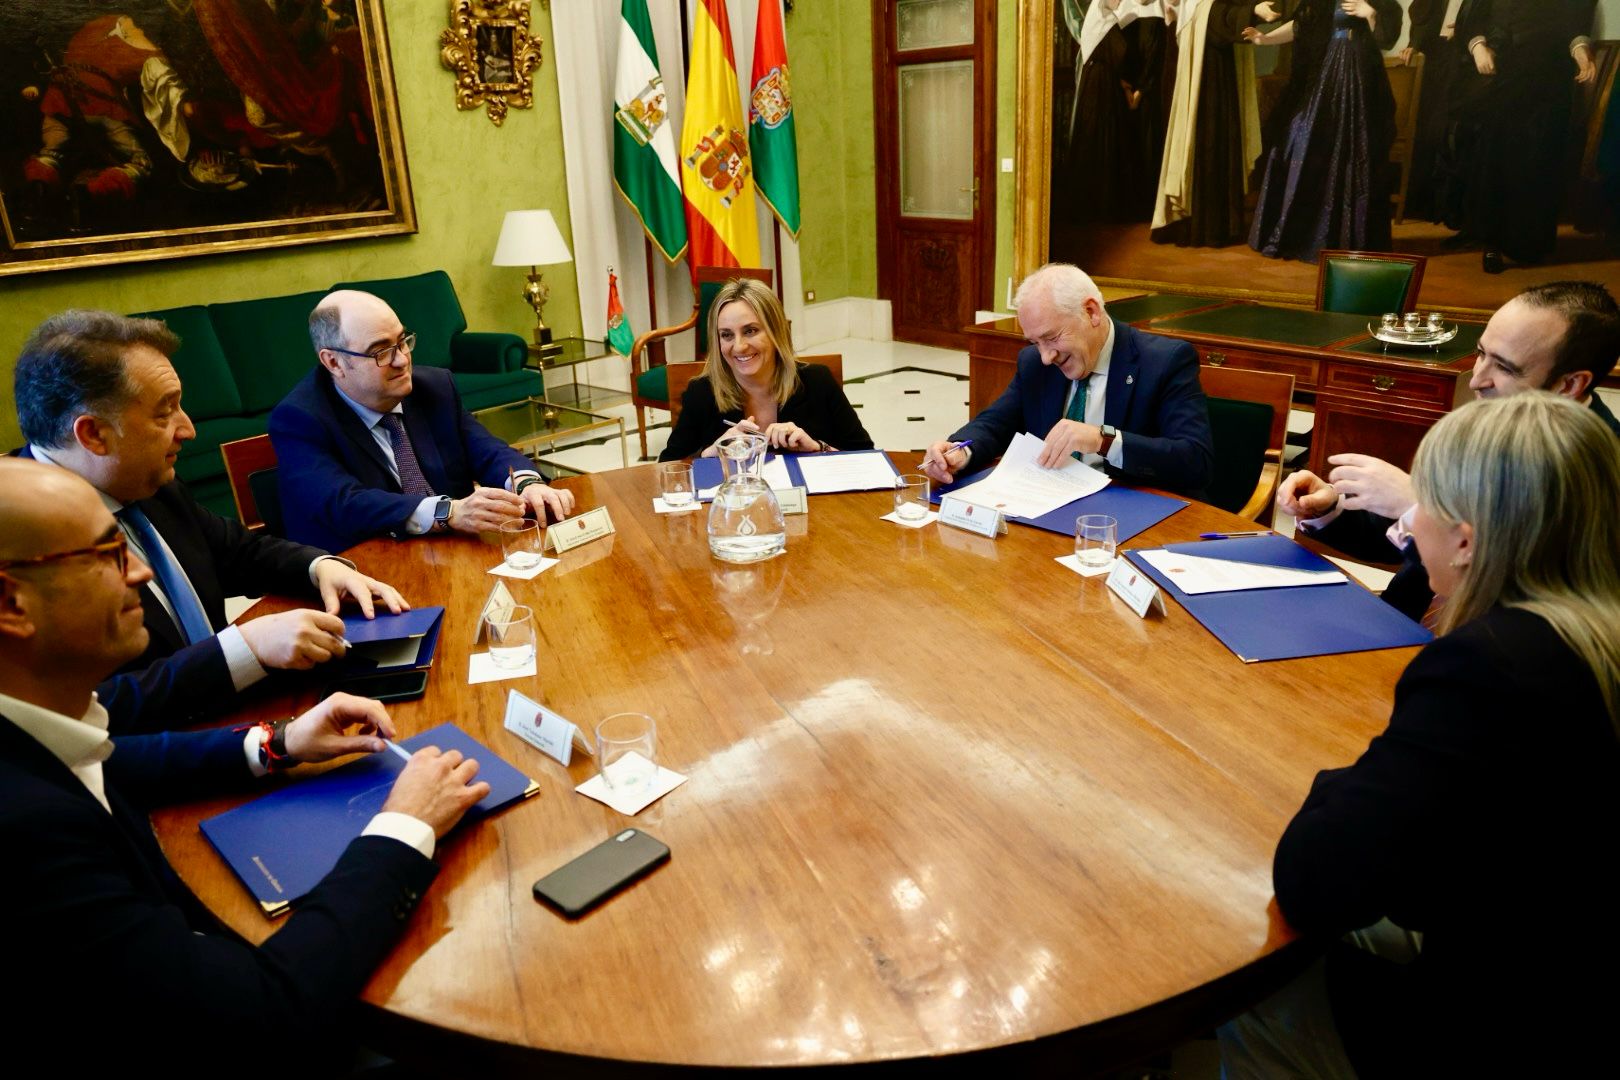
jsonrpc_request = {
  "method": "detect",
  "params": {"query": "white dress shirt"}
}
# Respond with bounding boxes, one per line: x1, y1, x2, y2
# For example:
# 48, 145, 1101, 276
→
1059, 319, 1129, 470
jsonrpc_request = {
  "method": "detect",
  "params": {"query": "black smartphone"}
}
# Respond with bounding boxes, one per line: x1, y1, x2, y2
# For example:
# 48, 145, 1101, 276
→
328, 669, 428, 703
533, 829, 670, 917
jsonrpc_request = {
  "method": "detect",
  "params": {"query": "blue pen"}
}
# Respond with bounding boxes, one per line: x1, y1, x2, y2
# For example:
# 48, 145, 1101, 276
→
1198, 530, 1271, 540
921, 439, 972, 471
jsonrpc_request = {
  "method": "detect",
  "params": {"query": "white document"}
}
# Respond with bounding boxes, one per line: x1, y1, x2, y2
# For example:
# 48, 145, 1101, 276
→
1136, 549, 1346, 594
946, 432, 1110, 520
575, 752, 687, 815
760, 455, 795, 490
350, 637, 423, 669
795, 451, 899, 494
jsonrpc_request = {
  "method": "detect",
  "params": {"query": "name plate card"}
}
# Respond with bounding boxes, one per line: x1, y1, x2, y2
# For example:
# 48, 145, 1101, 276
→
938, 495, 1006, 538
473, 580, 517, 646
1107, 557, 1167, 618
502, 689, 592, 766
544, 506, 616, 554
775, 486, 809, 516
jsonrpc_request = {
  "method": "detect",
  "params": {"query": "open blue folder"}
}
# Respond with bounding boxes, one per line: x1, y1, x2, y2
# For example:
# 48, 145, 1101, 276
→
930, 467, 1187, 542
1123, 533, 1433, 663
691, 449, 900, 499
200, 722, 538, 916
337, 606, 444, 673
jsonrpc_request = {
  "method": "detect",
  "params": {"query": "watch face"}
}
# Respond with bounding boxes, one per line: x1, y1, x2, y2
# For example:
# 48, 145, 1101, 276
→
434, 498, 451, 523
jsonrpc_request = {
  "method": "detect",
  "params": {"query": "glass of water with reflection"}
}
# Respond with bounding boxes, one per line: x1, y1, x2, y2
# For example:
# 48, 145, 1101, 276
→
486, 604, 535, 669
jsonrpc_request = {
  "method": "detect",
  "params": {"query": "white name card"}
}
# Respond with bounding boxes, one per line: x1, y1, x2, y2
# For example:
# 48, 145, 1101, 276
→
473, 579, 517, 646
503, 689, 591, 766
937, 495, 1006, 538
1107, 558, 1167, 618
544, 506, 616, 553
775, 485, 809, 516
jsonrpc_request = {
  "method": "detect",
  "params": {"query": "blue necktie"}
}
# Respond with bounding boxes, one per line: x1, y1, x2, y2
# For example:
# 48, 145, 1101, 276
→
118, 505, 213, 646
378, 413, 436, 497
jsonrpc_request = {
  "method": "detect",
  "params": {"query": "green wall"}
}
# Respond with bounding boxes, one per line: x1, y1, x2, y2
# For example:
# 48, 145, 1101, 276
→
789, 0, 879, 304
0, 3, 580, 449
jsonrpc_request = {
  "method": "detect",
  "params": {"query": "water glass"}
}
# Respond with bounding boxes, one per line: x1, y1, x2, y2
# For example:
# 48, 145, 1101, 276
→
894, 473, 931, 521
1075, 514, 1118, 569
658, 461, 695, 508
486, 604, 536, 669
499, 519, 544, 570
596, 713, 658, 799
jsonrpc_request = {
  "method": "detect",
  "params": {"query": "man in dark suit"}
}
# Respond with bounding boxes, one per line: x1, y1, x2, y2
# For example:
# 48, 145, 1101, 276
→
13, 310, 407, 732
0, 457, 489, 1073
921, 263, 1214, 499
1280, 281, 1620, 620
269, 290, 576, 553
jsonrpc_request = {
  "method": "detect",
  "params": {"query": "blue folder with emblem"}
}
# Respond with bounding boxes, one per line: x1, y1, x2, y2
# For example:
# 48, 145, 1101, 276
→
336, 606, 444, 673
930, 467, 1187, 543
200, 722, 538, 916
1123, 533, 1433, 663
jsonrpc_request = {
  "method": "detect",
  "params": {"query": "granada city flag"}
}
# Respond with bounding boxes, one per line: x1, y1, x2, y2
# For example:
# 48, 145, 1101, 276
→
679, 0, 762, 268
750, 0, 801, 237
613, 0, 687, 262
605, 269, 635, 357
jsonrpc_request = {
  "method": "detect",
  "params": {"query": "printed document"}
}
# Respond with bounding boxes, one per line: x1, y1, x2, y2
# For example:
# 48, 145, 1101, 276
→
947, 432, 1110, 519
1137, 549, 1346, 594
796, 451, 899, 493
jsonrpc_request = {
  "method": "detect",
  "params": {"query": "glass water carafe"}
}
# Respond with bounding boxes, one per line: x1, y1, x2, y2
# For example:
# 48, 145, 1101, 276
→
707, 434, 786, 563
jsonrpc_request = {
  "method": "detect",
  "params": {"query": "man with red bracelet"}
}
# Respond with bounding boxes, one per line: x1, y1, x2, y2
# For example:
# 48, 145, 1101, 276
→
0, 458, 489, 1071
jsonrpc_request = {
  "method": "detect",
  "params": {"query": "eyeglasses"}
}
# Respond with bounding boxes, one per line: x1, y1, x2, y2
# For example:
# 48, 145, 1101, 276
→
0, 534, 129, 577
329, 331, 417, 366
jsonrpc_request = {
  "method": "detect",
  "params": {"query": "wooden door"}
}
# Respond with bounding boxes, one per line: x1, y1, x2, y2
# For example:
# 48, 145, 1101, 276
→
873, 0, 997, 351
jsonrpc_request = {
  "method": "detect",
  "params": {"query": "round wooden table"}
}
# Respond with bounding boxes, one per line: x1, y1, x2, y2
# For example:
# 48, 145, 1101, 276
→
153, 456, 1415, 1073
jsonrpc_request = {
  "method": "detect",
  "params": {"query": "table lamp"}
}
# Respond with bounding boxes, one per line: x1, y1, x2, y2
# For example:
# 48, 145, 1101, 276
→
493, 209, 572, 357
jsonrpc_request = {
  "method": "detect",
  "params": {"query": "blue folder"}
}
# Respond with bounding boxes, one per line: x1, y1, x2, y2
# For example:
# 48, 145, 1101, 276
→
1123, 533, 1433, 663
930, 467, 1187, 543
692, 449, 901, 499
200, 722, 538, 915
338, 606, 444, 673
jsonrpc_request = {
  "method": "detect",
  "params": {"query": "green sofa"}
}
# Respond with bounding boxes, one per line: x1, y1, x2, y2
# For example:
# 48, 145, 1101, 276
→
132, 270, 542, 517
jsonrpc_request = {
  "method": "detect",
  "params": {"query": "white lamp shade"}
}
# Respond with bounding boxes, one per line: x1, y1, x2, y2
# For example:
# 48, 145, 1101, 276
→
492, 209, 572, 267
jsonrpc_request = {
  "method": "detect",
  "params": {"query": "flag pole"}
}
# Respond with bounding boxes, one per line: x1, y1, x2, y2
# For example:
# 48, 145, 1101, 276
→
644, 235, 665, 367
772, 218, 784, 305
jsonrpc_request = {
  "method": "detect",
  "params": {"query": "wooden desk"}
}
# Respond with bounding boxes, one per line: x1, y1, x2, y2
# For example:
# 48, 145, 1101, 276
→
965, 297, 1480, 476
153, 461, 1415, 1073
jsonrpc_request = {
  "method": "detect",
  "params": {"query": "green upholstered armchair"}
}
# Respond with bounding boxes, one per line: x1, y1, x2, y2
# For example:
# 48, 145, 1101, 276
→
629, 266, 773, 460
1314, 251, 1426, 317
1200, 366, 1296, 523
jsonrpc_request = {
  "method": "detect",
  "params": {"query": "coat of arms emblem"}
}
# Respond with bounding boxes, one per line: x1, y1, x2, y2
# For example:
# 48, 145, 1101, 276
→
684, 125, 751, 207
615, 77, 667, 146
749, 64, 791, 129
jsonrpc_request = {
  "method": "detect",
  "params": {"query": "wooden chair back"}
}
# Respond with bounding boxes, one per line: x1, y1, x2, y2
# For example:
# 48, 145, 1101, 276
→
1198, 366, 1296, 522
220, 434, 278, 531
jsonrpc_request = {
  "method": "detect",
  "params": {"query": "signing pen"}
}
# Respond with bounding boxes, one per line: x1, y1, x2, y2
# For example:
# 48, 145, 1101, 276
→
382, 739, 413, 762
921, 439, 972, 471
1198, 530, 1271, 540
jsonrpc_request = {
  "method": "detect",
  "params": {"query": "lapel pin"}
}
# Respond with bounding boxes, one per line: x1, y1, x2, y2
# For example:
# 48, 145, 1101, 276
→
1126, 374, 1134, 385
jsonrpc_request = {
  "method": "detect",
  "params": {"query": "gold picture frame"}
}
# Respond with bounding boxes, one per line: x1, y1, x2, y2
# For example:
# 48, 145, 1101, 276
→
0, 0, 416, 278
440, 0, 544, 127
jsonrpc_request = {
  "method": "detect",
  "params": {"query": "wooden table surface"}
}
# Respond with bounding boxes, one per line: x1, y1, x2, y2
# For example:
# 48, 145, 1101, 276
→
151, 456, 1416, 1073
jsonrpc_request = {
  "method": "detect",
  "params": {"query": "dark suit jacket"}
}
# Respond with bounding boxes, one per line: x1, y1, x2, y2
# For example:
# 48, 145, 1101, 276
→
1272, 606, 1619, 1074
270, 365, 535, 552
0, 716, 437, 1075
658, 363, 874, 461
947, 320, 1215, 499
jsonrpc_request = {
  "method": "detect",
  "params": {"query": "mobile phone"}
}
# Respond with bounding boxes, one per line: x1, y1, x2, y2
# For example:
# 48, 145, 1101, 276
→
328, 669, 428, 703
533, 829, 670, 917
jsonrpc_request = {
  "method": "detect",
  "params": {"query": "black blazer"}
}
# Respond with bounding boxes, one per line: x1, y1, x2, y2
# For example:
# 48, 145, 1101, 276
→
659, 363, 873, 461
1272, 606, 1619, 1073
0, 716, 437, 1075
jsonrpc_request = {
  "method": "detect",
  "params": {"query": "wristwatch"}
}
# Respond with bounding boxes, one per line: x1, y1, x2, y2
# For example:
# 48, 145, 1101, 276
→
1098, 424, 1119, 456
432, 496, 453, 531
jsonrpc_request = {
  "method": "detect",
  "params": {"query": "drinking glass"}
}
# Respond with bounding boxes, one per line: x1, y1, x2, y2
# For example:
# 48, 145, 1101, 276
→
1075, 514, 1118, 569
893, 474, 931, 521
486, 604, 535, 669
499, 519, 543, 570
596, 713, 658, 799
658, 461, 695, 508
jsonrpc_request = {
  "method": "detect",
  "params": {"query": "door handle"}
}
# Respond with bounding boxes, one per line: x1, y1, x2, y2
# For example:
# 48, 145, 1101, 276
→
1207, 352, 1226, 366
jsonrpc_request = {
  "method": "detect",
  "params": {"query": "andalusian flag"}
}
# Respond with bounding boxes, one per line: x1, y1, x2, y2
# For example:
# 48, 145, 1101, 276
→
613, 0, 687, 262
750, 0, 801, 237
605, 270, 635, 357
679, 0, 762, 268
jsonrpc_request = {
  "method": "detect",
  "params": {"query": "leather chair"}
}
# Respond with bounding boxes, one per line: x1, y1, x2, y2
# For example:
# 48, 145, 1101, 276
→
220, 434, 278, 531
629, 267, 774, 459
1199, 367, 1296, 523
1315, 250, 1426, 316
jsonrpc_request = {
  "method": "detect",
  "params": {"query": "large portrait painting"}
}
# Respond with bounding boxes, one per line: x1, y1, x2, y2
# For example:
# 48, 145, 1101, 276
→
1023, 0, 1620, 312
0, 0, 415, 277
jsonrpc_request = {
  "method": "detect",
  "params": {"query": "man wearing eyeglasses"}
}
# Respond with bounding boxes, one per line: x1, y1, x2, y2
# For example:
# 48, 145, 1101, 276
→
269, 290, 576, 552
0, 458, 492, 1070
12, 310, 408, 733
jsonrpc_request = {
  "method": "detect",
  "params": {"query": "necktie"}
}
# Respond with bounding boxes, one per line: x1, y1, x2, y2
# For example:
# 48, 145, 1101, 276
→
1064, 375, 1092, 460
118, 505, 213, 646
378, 413, 436, 497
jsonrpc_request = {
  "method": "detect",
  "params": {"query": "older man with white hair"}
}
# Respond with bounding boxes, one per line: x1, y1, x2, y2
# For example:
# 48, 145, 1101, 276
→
923, 262, 1214, 499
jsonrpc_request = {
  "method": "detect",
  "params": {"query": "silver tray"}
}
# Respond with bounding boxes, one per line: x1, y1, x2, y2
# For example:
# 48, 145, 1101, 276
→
1368, 322, 1460, 348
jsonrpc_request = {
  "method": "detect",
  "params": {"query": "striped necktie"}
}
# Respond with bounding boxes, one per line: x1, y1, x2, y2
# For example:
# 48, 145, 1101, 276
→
378, 413, 436, 497
117, 505, 213, 646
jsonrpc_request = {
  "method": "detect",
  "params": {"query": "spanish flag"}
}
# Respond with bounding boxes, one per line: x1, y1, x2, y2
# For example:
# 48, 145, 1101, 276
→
679, 0, 762, 269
